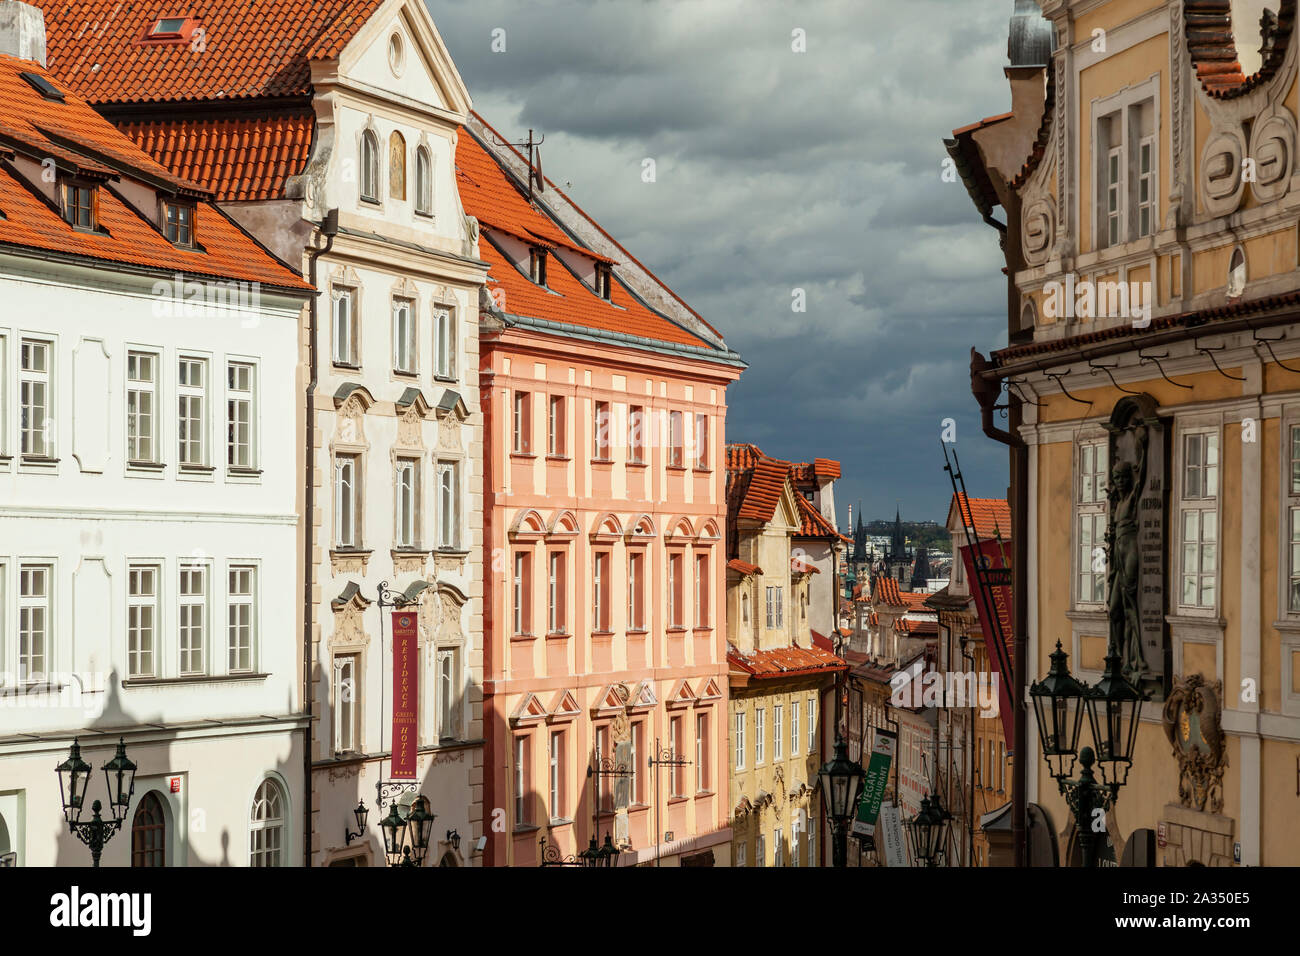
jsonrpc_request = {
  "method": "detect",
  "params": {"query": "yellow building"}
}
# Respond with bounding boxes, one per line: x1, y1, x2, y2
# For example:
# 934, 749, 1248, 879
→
950, 0, 1300, 865
725, 445, 845, 866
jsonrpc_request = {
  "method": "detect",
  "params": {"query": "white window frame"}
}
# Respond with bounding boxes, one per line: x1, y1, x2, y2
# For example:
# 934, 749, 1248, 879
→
415, 146, 433, 216
332, 287, 358, 367
807, 697, 816, 753
226, 361, 255, 470
434, 306, 455, 379
514, 734, 530, 825
548, 550, 565, 634
1090, 78, 1159, 255
734, 712, 745, 770
593, 551, 609, 632
755, 706, 766, 766
756, 833, 765, 867
774, 704, 784, 760
627, 551, 644, 631
1105, 144, 1123, 248
19, 338, 52, 459
178, 563, 207, 676
335, 454, 361, 548
694, 412, 709, 469
334, 654, 359, 754
791, 700, 800, 755
549, 729, 564, 820
392, 298, 416, 375
436, 460, 459, 549
126, 350, 159, 464
513, 551, 530, 636
1177, 426, 1220, 612
695, 552, 708, 628
18, 563, 51, 682
227, 564, 256, 673
1280, 410, 1300, 620
1075, 438, 1109, 608
395, 457, 420, 549
249, 778, 286, 867
547, 394, 564, 456
695, 711, 708, 793
361, 129, 380, 203
177, 356, 208, 467
436, 645, 459, 739
513, 391, 531, 454
1137, 135, 1156, 239
127, 564, 159, 678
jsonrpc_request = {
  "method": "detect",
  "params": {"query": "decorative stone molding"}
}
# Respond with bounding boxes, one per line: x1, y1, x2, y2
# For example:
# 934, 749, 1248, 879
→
1247, 104, 1297, 203
330, 550, 371, 576
433, 551, 466, 575
326, 762, 362, 783
1162, 674, 1228, 814
1160, 802, 1235, 867
329, 582, 372, 646
392, 550, 428, 576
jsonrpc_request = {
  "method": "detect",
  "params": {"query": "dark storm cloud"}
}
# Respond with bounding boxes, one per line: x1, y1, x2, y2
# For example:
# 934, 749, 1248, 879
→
431, 0, 1016, 522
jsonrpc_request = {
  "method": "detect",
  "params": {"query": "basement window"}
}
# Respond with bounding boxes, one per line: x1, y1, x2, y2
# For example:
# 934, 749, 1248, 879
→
60, 179, 96, 231
163, 200, 195, 247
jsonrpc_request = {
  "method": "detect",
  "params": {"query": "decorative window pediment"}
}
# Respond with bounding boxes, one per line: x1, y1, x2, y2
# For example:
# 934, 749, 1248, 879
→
511, 692, 549, 725
697, 519, 721, 541
548, 510, 580, 536
510, 509, 547, 538
590, 512, 624, 540
697, 677, 722, 701
629, 679, 658, 709
593, 682, 631, 713
548, 690, 582, 723
666, 516, 695, 539
666, 679, 696, 709
627, 514, 657, 539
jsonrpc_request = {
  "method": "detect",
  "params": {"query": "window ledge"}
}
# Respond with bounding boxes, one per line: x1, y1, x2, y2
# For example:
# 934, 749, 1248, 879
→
20, 455, 59, 465
333, 362, 362, 372
392, 369, 418, 379
626, 460, 648, 469
667, 796, 689, 806
510, 452, 537, 460
511, 633, 537, 643
666, 626, 688, 634
626, 628, 648, 635
1166, 613, 1227, 635
179, 463, 216, 474
433, 374, 458, 384
547, 818, 573, 829
122, 672, 268, 687
545, 631, 570, 641
227, 467, 263, 477
1272, 620, 1300, 636
127, 460, 166, 471
360, 196, 381, 207
0, 680, 67, 697
591, 630, 615, 638
512, 824, 540, 835
692, 626, 713, 635
666, 464, 688, 472
332, 548, 373, 559
545, 454, 570, 462
693, 467, 713, 474
1065, 608, 1107, 622
694, 790, 715, 799
435, 548, 469, 557
392, 547, 430, 555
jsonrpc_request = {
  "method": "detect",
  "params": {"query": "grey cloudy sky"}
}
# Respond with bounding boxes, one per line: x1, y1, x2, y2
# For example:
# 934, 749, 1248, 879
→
431, 0, 1016, 526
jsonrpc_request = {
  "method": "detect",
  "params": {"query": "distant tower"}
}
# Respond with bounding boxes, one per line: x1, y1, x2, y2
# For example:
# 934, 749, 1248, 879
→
853, 503, 867, 564
911, 543, 932, 590
887, 507, 911, 587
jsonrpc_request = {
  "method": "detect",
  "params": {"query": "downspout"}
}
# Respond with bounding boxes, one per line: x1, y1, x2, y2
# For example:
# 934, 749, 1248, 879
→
303, 209, 338, 866
970, 347, 1028, 868
961, 635, 977, 866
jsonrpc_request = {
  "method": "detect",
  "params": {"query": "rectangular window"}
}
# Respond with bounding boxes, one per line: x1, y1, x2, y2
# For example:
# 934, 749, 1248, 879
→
127, 565, 158, 678
20, 339, 51, 457
514, 735, 530, 825
437, 646, 459, 739
513, 391, 531, 454
756, 833, 765, 868
395, 458, 420, 548
61, 180, 94, 229
670, 716, 685, 798
177, 357, 207, 467
807, 697, 815, 753
548, 551, 566, 634
392, 299, 415, 374
668, 552, 683, 628
178, 565, 206, 675
596, 725, 613, 811
736, 840, 747, 868
628, 551, 645, 630
1076, 441, 1108, 606
766, 586, 784, 629
695, 712, 708, 793
226, 362, 254, 469
791, 822, 801, 867
595, 264, 611, 300
593, 401, 610, 460
434, 307, 456, 379
791, 701, 800, 755
774, 834, 783, 867
1137, 137, 1155, 239
547, 395, 565, 456
628, 405, 645, 463
755, 707, 766, 765
1290, 426, 1300, 613
734, 712, 746, 770
437, 460, 459, 549
513, 551, 532, 636
126, 351, 158, 463
334, 454, 360, 548
593, 551, 610, 631
1180, 432, 1219, 608
227, 565, 255, 672
549, 730, 565, 820
774, 704, 784, 760
163, 201, 194, 246
1106, 145, 1123, 247
668, 410, 684, 467
695, 553, 709, 628
529, 247, 547, 286
694, 413, 709, 468
18, 564, 50, 681
332, 288, 358, 366
334, 655, 359, 753
631, 721, 643, 805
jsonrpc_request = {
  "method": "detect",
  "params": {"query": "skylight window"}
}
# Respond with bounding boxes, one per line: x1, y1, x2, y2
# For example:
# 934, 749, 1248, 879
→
21, 72, 65, 102
150, 18, 189, 37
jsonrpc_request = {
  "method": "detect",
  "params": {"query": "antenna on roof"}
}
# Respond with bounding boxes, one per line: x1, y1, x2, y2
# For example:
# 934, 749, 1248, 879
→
490, 128, 546, 202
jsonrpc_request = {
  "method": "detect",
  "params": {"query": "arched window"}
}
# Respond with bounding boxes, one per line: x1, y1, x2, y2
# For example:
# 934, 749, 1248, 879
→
741, 592, 750, 630
250, 778, 286, 866
389, 131, 407, 201
416, 147, 433, 215
131, 792, 166, 867
361, 130, 379, 202
1227, 247, 1247, 298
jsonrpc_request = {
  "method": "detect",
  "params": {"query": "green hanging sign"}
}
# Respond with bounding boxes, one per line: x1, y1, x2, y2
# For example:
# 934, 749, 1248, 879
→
851, 728, 896, 838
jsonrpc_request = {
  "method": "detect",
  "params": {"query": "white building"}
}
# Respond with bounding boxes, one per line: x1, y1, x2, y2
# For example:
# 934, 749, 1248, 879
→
0, 26, 313, 865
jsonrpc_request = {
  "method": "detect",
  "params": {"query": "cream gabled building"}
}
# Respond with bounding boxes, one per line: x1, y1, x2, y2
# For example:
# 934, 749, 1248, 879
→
40, 0, 489, 865
951, 0, 1300, 866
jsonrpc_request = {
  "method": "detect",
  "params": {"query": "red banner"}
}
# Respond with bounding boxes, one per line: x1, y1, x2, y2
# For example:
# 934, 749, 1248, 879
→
959, 539, 1014, 743
391, 610, 419, 780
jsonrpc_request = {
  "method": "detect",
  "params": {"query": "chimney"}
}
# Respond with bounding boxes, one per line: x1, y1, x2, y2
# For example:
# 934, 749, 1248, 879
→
0, 1, 46, 67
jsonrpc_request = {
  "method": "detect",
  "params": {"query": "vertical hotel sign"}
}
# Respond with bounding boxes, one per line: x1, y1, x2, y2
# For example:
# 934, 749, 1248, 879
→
392, 611, 419, 779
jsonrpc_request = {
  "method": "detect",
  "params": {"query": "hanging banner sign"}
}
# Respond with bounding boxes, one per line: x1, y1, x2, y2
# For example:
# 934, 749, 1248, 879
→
879, 801, 910, 868
851, 728, 896, 838
391, 610, 419, 779
959, 538, 1015, 742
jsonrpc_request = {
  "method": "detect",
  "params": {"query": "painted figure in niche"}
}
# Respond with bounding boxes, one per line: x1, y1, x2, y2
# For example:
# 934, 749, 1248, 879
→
1106, 423, 1148, 685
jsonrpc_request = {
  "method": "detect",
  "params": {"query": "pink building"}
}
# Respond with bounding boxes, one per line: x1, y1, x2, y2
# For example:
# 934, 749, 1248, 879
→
460, 118, 746, 866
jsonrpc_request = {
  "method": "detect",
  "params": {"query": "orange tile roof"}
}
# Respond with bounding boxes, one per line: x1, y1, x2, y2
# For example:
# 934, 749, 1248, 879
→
872, 576, 903, 607
0, 56, 312, 291
727, 558, 762, 577
732, 454, 790, 523
952, 494, 1011, 541
116, 111, 315, 202
795, 494, 849, 542
894, 618, 938, 636
725, 443, 762, 472
727, 642, 846, 680
898, 591, 932, 612
457, 131, 713, 350
39, 0, 388, 105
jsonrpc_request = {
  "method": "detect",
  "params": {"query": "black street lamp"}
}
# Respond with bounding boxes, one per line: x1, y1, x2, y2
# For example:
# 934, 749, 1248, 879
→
1029, 643, 1146, 867
817, 733, 865, 868
56, 738, 137, 867
344, 801, 369, 845
379, 797, 434, 867
539, 832, 622, 868
905, 792, 953, 867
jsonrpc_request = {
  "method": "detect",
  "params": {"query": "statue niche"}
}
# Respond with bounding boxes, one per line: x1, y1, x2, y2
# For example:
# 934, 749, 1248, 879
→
1103, 394, 1170, 700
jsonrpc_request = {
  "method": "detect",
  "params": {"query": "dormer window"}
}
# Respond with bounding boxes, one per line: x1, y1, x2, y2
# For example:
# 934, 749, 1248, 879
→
594, 264, 612, 300
60, 180, 96, 230
163, 200, 195, 247
529, 247, 548, 286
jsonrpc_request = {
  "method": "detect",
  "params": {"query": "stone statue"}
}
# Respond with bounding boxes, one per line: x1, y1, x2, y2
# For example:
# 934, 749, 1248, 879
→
1106, 424, 1149, 685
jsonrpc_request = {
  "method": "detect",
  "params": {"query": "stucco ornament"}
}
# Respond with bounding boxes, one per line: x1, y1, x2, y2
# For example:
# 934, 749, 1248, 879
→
1199, 126, 1247, 216
1021, 195, 1056, 265
1162, 675, 1227, 814
1247, 104, 1297, 203
336, 395, 367, 446
396, 401, 426, 450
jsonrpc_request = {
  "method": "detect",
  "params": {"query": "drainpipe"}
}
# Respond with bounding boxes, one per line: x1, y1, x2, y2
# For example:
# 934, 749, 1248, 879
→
303, 209, 338, 866
961, 634, 977, 867
970, 347, 1028, 868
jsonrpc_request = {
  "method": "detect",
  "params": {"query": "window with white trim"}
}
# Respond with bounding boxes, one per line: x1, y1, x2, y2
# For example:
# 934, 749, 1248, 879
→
756, 833, 765, 867
335, 454, 361, 548
774, 833, 783, 867
807, 697, 816, 753
332, 287, 358, 367
226, 362, 254, 469
177, 357, 207, 467
1288, 423, 1300, 613
249, 778, 285, 867
18, 564, 50, 682
392, 298, 415, 374
547, 395, 565, 456
593, 550, 610, 632
513, 551, 532, 636
734, 712, 745, 770
695, 711, 709, 793
437, 646, 459, 739
513, 391, 531, 454
179, 565, 206, 676
791, 820, 801, 867
549, 729, 565, 820
334, 654, 359, 753
395, 457, 420, 549
127, 565, 158, 678
1179, 431, 1219, 609
628, 551, 644, 630
514, 734, 531, 825
361, 130, 380, 202
20, 339, 51, 457
126, 352, 158, 464
227, 565, 256, 672
736, 839, 747, 867
1077, 440, 1108, 606
1105, 143, 1123, 247
1137, 136, 1156, 238
415, 147, 433, 215
774, 703, 784, 760
436, 460, 459, 549
548, 550, 566, 634
755, 706, 766, 765
668, 410, 684, 467
434, 306, 455, 379
791, 700, 800, 755
765, 586, 783, 629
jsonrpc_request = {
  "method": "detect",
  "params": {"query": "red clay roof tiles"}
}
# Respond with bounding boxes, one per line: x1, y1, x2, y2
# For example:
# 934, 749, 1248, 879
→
872, 576, 903, 607
952, 493, 1011, 540
727, 642, 845, 679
